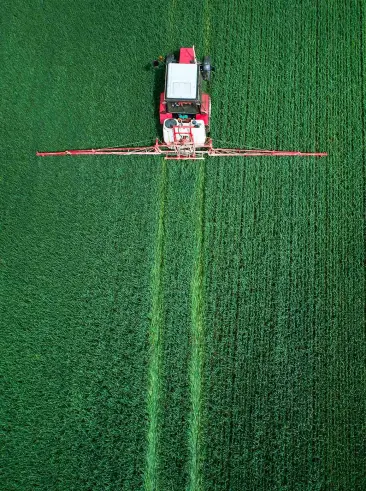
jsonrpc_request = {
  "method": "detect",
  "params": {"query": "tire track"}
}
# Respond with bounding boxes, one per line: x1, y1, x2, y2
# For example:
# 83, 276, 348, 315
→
145, 159, 167, 491
188, 160, 206, 491
187, 8, 210, 489
359, 0, 366, 338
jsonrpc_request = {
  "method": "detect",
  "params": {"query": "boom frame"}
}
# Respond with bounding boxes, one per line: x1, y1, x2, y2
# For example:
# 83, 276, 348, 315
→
37, 139, 327, 160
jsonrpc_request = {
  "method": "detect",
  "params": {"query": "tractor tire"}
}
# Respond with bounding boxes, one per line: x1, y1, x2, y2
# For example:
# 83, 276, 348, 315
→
166, 53, 176, 64
202, 56, 212, 81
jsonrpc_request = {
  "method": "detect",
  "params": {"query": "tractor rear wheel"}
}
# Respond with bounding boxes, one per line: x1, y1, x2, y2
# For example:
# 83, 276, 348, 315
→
202, 56, 212, 81
166, 53, 176, 64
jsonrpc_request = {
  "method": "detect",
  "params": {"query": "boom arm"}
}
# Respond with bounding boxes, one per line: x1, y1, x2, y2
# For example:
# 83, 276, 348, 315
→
36, 139, 327, 160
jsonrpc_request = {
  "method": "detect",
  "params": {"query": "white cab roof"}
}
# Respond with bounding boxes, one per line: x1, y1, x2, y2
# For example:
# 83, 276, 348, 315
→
166, 63, 198, 100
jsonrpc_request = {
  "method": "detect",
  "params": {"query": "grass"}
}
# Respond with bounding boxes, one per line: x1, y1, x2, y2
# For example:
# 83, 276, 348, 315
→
1, 0, 365, 490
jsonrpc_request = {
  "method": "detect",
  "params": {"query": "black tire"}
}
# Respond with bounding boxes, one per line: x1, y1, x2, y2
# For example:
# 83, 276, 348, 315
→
203, 55, 211, 67
202, 55, 212, 81
166, 53, 176, 64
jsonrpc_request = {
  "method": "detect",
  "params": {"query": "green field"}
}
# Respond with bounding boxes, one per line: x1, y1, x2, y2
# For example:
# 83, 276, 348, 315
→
1, 1, 365, 489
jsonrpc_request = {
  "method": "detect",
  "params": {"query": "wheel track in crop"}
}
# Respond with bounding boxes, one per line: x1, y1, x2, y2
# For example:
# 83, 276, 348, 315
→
187, 160, 206, 491
225, 160, 246, 486
146, 5, 212, 489
359, 0, 366, 337
145, 160, 167, 491
186, 8, 210, 489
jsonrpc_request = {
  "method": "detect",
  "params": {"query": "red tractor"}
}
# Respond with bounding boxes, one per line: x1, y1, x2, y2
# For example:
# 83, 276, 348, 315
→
37, 46, 327, 160
159, 47, 212, 150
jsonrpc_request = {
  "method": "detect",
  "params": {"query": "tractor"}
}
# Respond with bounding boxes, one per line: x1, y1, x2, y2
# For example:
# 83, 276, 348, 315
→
37, 46, 327, 160
158, 47, 213, 152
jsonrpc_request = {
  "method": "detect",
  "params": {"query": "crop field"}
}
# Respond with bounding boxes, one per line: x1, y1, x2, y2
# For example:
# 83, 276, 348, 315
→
1, 0, 365, 490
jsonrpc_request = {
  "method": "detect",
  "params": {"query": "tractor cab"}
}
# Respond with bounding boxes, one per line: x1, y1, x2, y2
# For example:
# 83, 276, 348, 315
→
159, 47, 212, 130
165, 62, 201, 116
